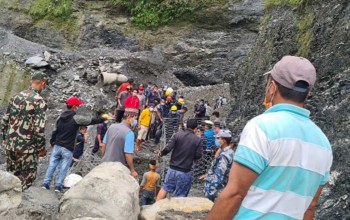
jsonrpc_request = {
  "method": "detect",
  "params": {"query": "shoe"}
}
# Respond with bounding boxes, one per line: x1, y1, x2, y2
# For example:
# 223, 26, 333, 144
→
54, 186, 63, 193
41, 183, 50, 190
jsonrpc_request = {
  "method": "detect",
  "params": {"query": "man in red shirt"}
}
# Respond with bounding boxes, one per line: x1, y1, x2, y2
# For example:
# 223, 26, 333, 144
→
124, 89, 140, 110
116, 78, 134, 97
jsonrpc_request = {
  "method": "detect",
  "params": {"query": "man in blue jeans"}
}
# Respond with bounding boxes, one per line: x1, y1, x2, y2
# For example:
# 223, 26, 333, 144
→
41, 96, 105, 192
156, 119, 202, 201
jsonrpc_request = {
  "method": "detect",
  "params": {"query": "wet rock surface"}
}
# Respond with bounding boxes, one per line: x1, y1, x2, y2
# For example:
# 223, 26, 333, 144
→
226, 0, 350, 219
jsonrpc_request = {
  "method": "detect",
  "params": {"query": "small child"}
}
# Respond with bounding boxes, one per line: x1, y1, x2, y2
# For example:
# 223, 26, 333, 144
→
70, 126, 88, 167
139, 160, 161, 206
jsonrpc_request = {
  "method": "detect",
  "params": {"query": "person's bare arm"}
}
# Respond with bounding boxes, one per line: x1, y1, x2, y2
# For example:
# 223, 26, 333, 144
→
97, 134, 102, 145
115, 86, 121, 98
125, 153, 138, 179
303, 186, 324, 220
84, 132, 88, 143
206, 162, 258, 220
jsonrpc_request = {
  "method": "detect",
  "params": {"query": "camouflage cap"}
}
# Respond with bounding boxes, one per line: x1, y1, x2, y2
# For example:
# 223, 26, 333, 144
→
31, 72, 49, 83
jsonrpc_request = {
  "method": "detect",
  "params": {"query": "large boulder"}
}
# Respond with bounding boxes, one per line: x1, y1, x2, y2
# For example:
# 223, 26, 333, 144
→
59, 162, 140, 220
140, 197, 213, 220
0, 171, 22, 214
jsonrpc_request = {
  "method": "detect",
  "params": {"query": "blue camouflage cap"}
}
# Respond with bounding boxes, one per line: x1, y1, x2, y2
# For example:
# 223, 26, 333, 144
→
215, 130, 232, 138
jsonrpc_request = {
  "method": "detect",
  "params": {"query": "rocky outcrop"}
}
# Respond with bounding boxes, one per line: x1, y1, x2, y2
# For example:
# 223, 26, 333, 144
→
226, 0, 350, 218
140, 197, 213, 220
0, 0, 264, 87
59, 162, 140, 220
0, 171, 22, 214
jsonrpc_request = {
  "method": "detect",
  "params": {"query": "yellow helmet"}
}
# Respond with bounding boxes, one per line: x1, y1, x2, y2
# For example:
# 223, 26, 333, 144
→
178, 98, 185, 105
102, 114, 111, 120
171, 105, 177, 111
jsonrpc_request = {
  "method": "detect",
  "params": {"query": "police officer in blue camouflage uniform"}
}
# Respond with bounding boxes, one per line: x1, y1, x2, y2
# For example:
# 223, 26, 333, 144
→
201, 130, 235, 201
1, 72, 48, 191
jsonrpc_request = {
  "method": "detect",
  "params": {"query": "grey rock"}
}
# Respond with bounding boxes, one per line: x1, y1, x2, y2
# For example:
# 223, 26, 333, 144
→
322, 199, 336, 209
0, 171, 22, 214
140, 197, 213, 220
59, 162, 140, 220
25, 55, 48, 67
74, 218, 107, 220
44, 51, 51, 62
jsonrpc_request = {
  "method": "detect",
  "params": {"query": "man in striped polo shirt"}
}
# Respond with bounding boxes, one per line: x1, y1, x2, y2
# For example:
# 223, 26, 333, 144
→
207, 56, 333, 220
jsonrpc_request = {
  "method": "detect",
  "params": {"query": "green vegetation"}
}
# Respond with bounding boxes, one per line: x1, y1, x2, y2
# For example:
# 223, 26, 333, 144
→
109, 0, 228, 28
264, 0, 302, 9
26, 0, 79, 45
29, 0, 73, 21
263, 0, 313, 10
2, 67, 16, 105
0, 59, 30, 105
296, 13, 315, 57
26, 0, 229, 29
259, 15, 271, 32
262, 0, 316, 56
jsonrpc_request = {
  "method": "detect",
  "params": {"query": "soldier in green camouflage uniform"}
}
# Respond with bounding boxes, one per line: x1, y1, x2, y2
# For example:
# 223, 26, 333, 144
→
1, 72, 48, 191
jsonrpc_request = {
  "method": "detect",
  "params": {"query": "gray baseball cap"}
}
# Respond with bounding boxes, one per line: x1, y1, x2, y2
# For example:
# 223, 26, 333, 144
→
265, 56, 316, 92
215, 130, 232, 138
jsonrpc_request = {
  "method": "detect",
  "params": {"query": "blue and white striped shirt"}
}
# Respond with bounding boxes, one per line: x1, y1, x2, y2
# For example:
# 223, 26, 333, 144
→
234, 104, 333, 220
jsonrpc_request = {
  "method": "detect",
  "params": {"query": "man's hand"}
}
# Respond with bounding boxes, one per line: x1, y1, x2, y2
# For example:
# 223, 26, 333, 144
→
38, 149, 47, 157
131, 170, 138, 179
157, 151, 162, 158
99, 143, 105, 148
1, 140, 6, 147
199, 174, 207, 181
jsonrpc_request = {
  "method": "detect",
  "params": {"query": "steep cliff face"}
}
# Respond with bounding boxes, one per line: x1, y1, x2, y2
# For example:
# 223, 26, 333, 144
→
228, 1, 350, 218
0, 0, 263, 87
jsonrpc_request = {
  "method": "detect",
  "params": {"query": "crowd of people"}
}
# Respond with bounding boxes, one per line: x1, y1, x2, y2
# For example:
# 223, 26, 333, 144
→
0, 55, 333, 219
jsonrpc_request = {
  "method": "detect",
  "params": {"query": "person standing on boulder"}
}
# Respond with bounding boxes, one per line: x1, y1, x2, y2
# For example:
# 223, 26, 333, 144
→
206, 56, 333, 220
156, 119, 202, 201
102, 108, 139, 179
1, 72, 48, 191
41, 96, 106, 192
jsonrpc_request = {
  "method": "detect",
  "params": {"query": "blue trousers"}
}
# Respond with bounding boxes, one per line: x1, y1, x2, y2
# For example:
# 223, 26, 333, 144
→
43, 145, 73, 188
